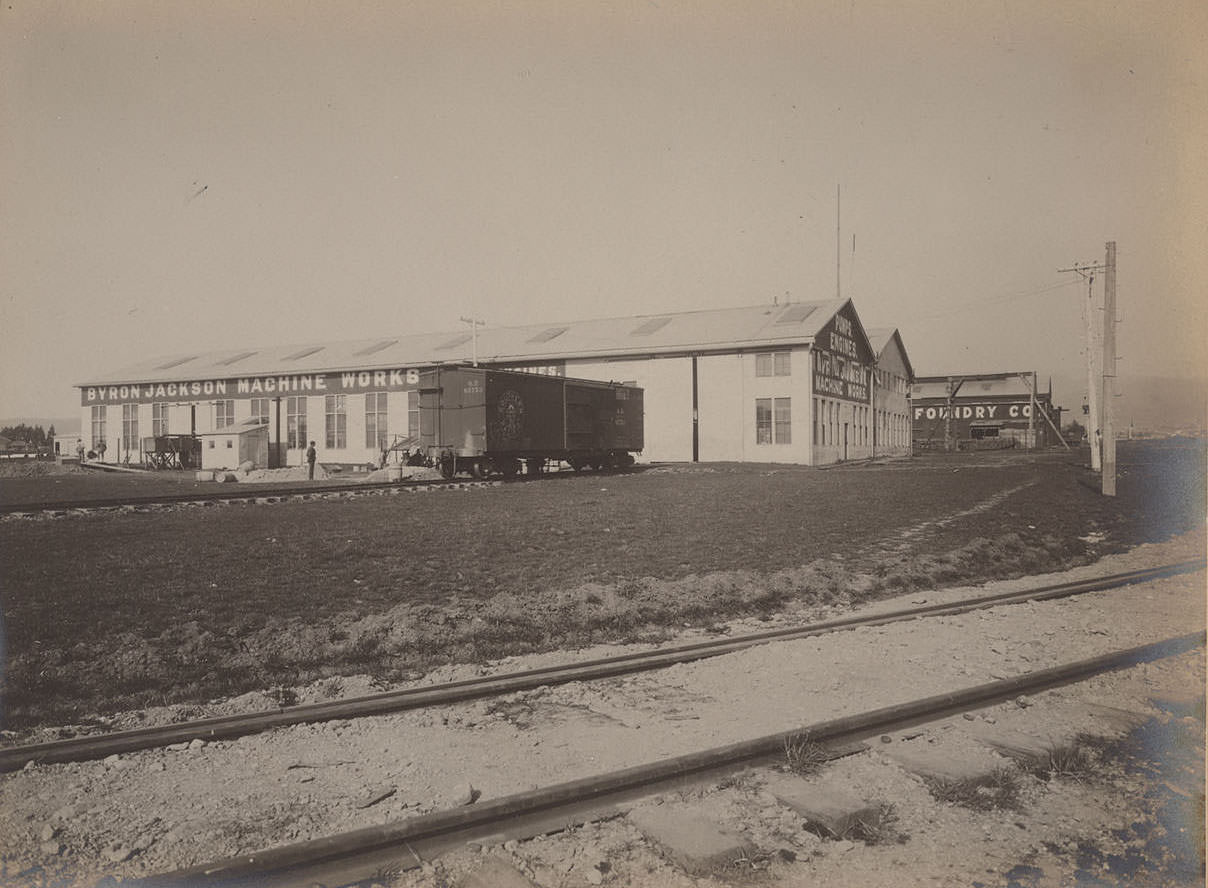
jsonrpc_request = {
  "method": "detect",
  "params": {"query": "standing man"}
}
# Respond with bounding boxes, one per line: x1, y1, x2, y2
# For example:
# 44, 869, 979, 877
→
306, 440, 317, 480
76, 438, 85, 464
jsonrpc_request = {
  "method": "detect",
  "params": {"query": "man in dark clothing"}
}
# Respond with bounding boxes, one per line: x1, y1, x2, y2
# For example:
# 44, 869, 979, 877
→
306, 441, 317, 480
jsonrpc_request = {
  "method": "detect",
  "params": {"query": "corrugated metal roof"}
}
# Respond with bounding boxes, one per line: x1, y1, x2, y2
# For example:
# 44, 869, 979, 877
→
912, 372, 1038, 400
83, 300, 854, 386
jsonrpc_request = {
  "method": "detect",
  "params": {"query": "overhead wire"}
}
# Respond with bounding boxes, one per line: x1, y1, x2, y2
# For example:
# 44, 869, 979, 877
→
907, 277, 1081, 322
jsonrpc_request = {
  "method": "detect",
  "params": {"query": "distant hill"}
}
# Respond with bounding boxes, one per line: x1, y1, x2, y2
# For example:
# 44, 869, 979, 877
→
1051, 375, 1207, 435
0, 417, 81, 437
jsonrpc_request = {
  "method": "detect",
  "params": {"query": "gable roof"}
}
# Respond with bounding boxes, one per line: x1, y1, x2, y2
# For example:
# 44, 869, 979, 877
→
82, 299, 874, 387
864, 327, 915, 381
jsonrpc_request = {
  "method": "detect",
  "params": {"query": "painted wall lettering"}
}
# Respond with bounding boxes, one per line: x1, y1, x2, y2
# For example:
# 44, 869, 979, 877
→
82, 368, 422, 405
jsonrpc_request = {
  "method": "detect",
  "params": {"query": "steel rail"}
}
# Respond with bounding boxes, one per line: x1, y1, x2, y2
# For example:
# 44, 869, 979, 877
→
2, 559, 1201, 773
0, 463, 638, 516
137, 631, 1206, 888
0, 477, 498, 516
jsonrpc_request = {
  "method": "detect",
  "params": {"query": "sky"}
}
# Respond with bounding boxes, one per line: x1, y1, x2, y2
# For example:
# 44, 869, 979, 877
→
2, 0, 1205, 419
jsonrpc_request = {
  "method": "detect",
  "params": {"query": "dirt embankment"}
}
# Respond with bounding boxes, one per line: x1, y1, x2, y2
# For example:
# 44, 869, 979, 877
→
2, 443, 1204, 729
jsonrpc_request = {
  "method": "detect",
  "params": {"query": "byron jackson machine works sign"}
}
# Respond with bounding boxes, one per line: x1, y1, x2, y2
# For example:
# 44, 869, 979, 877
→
82, 369, 423, 406
811, 306, 871, 403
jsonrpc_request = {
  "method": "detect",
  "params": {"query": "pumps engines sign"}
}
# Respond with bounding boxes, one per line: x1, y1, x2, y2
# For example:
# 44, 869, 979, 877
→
811, 312, 870, 403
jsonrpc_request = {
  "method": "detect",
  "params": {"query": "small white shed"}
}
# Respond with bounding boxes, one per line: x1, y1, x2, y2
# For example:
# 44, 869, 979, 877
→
198, 419, 269, 470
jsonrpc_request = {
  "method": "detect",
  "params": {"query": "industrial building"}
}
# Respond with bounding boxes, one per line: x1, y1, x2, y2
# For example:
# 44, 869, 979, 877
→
911, 372, 1063, 449
77, 299, 914, 469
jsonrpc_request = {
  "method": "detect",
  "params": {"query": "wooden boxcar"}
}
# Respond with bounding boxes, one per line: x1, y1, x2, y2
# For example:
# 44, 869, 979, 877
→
418, 366, 644, 477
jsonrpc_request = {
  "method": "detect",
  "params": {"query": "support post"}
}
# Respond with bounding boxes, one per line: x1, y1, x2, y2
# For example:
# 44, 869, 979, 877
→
1102, 241, 1117, 496
1019, 373, 1070, 450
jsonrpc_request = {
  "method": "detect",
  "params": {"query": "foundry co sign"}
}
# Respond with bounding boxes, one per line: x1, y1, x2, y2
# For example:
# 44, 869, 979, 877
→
82, 369, 422, 405
913, 403, 1035, 421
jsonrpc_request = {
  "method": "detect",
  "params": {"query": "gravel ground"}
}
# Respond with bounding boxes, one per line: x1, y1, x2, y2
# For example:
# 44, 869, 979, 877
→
0, 531, 1202, 887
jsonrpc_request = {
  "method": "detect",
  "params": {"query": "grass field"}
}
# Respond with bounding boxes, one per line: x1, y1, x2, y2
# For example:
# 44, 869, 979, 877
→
1, 440, 1204, 729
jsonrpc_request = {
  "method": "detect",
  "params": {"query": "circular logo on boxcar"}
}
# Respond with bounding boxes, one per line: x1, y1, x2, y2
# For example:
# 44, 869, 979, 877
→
497, 390, 525, 441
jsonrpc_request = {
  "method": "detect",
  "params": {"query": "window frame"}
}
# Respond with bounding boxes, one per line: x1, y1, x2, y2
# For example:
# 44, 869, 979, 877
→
365, 391, 388, 449
286, 396, 307, 449
755, 350, 792, 378
755, 397, 791, 445
325, 394, 347, 449
91, 405, 107, 450
214, 399, 235, 429
152, 402, 169, 437
122, 403, 139, 453
250, 398, 270, 426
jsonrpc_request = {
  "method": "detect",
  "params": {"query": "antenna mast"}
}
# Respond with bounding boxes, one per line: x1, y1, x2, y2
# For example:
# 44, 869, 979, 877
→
835, 184, 841, 300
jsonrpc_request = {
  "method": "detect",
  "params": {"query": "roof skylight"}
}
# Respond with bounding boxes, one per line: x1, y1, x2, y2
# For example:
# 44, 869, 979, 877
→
284, 346, 325, 361
631, 317, 672, 335
355, 339, 398, 356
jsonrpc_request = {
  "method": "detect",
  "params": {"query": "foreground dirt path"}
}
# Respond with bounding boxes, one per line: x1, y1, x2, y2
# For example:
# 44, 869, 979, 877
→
0, 532, 1203, 887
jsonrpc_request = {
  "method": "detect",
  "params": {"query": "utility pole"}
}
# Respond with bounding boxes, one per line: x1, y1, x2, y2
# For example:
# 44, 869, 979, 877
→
460, 315, 484, 367
944, 376, 964, 452
1059, 260, 1107, 471
1102, 241, 1117, 496
1027, 370, 1036, 449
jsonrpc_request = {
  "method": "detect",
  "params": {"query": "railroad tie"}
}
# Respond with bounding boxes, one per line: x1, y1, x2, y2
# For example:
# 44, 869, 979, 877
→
455, 857, 538, 888
765, 777, 880, 838
881, 741, 1000, 784
627, 803, 750, 875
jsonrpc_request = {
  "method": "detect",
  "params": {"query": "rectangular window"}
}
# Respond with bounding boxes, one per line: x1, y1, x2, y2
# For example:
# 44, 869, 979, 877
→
152, 403, 169, 437
287, 397, 307, 449
774, 398, 791, 444
756, 398, 791, 444
250, 398, 270, 426
408, 390, 419, 440
122, 404, 139, 453
91, 405, 107, 450
365, 392, 388, 449
756, 398, 772, 444
755, 351, 792, 378
325, 394, 347, 449
215, 399, 234, 429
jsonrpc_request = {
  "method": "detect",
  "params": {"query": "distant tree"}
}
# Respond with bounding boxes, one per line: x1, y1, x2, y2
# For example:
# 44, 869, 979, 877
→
0, 424, 48, 446
48, 424, 56, 441
1063, 419, 1086, 441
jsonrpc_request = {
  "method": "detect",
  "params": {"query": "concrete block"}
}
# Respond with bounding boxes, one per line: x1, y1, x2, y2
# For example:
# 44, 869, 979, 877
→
1078, 702, 1152, 735
883, 744, 995, 783
628, 804, 748, 874
765, 777, 878, 837
962, 723, 1070, 766
456, 858, 537, 888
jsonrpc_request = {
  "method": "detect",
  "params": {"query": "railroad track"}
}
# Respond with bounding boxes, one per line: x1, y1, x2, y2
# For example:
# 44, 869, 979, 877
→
3, 559, 1200, 773
136, 631, 1205, 888
0, 476, 502, 518
0, 464, 645, 519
